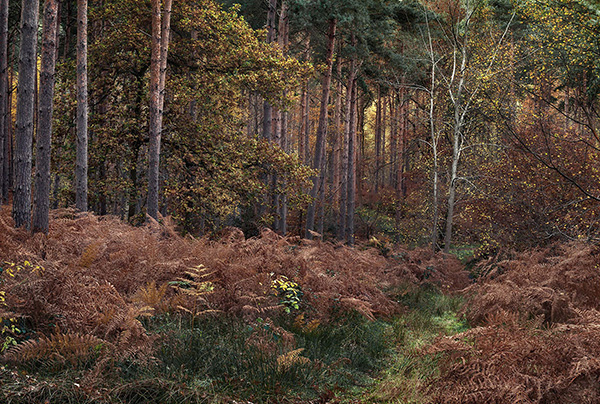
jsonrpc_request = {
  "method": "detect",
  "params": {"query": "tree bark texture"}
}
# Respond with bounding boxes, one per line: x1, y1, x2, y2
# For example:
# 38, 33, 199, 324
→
33, 0, 59, 233
147, 0, 173, 220
389, 93, 398, 188
76, 0, 88, 212
302, 85, 310, 164
261, 0, 277, 141
0, 0, 8, 203
346, 75, 357, 245
4, 40, 12, 201
276, 0, 289, 234
333, 57, 342, 207
305, 18, 336, 239
337, 58, 356, 241
13, 0, 40, 229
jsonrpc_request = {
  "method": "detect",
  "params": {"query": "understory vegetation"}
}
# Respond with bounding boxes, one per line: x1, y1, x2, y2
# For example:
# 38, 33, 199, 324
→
0, 206, 469, 403
2, 206, 600, 403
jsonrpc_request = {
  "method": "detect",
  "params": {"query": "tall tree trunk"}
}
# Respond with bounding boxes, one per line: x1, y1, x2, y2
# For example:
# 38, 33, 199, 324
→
299, 83, 307, 162
375, 86, 382, 192
394, 88, 408, 244
389, 92, 397, 188
0, 0, 8, 203
75, 0, 88, 212
382, 95, 387, 187
333, 57, 342, 208
430, 105, 439, 252
257, 0, 277, 224
62, 0, 72, 60
303, 85, 310, 164
13, 0, 40, 229
276, 0, 289, 234
4, 42, 12, 200
338, 57, 356, 240
443, 137, 460, 253
305, 18, 336, 239
346, 73, 357, 245
357, 94, 365, 204
261, 0, 277, 141
301, 36, 311, 165
443, 16, 469, 254
262, 101, 272, 141
425, 20, 441, 252
147, 0, 173, 220
32, 0, 59, 234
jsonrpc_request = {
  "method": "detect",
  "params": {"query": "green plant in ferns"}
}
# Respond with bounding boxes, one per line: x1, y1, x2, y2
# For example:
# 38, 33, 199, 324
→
0, 261, 44, 353
271, 275, 303, 313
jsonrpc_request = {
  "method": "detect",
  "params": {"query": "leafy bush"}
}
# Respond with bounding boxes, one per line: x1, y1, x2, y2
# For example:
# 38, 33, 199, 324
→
271, 275, 303, 313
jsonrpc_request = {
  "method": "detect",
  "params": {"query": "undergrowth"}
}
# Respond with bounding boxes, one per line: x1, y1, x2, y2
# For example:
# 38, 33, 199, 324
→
150, 313, 391, 402
357, 284, 468, 404
1, 312, 394, 403
0, 285, 468, 404
0, 207, 473, 403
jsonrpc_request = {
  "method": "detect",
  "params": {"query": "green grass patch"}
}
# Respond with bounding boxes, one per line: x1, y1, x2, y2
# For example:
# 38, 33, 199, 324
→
351, 284, 468, 404
148, 313, 392, 402
1, 312, 394, 403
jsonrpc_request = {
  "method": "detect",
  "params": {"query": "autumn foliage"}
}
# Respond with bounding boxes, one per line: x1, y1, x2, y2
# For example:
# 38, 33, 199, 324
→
0, 205, 459, 362
428, 243, 600, 403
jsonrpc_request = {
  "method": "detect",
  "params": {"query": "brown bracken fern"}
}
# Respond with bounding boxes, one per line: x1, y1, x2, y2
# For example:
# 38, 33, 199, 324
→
2, 332, 106, 365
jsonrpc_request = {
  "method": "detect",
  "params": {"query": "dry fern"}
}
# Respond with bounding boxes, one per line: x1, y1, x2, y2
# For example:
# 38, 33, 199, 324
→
2, 333, 107, 365
277, 348, 310, 372
172, 264, 215, 301
78, 242, 103, 268
132, 281, 170, 313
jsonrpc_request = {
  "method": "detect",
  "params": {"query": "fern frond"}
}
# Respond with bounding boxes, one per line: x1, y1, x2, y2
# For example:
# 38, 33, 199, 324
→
277, 348, 310, 372
2, 333, 107, 365
172, 265, 216, 298
78, 242, 103, 268
132, 281, 169, 312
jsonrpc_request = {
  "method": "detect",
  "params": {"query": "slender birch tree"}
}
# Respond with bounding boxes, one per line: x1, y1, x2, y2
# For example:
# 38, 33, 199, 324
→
76, 0, 88, 211
147, 0, 173, 220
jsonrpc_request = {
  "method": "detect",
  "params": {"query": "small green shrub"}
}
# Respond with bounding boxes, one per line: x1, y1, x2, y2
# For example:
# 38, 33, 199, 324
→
1, 261, 44, 353
271, 275, 303, 313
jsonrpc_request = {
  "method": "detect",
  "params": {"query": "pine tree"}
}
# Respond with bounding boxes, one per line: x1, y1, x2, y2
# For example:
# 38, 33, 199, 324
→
33, 0, 60, 233
0, 0, 7, 204
305, 17, 336, 239
13, 0, 40, 229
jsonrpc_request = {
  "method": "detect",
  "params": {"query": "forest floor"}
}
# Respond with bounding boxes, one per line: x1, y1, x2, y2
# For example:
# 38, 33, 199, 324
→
1, 207, 600, 403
